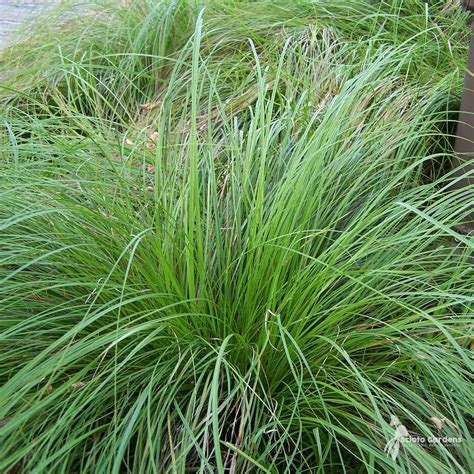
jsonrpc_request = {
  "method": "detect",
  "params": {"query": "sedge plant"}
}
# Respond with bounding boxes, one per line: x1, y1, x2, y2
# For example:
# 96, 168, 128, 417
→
0, 1, 472, 472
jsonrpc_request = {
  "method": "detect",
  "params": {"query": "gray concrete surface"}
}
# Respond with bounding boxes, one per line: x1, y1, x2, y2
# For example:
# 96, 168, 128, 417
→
0, 1, 58, 47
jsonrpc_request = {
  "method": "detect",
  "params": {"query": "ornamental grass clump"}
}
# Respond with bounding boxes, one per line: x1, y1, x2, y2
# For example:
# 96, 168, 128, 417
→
0, 1, 472, 472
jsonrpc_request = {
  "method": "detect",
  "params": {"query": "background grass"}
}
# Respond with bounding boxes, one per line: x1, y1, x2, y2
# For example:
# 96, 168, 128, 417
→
0, 1, 473, 472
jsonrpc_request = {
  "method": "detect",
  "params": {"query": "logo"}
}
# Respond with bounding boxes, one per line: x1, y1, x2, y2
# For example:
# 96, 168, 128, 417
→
384, 415, 408, 460
384, 415, 462, 461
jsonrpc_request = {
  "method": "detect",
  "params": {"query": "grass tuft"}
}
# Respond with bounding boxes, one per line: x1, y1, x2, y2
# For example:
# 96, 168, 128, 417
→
0, 1, 472, 472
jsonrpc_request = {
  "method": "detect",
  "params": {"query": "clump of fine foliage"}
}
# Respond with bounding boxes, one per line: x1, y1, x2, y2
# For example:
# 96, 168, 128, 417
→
0, 1, 472, 472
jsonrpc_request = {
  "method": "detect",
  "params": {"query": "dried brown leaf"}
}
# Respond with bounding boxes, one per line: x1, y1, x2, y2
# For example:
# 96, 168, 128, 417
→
139, 103, 154, 111
430, 417, 445, 429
